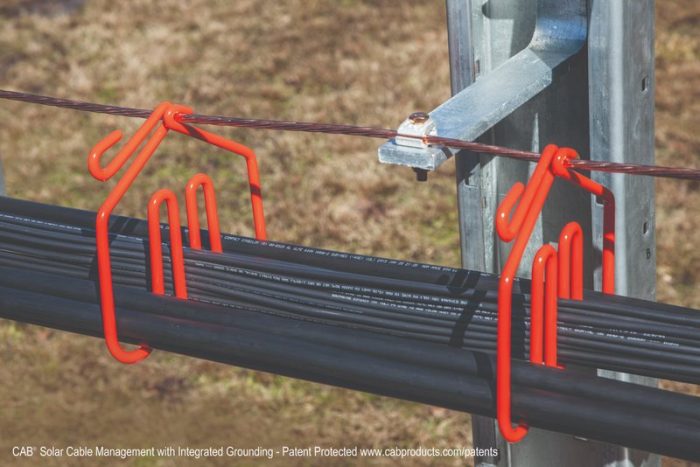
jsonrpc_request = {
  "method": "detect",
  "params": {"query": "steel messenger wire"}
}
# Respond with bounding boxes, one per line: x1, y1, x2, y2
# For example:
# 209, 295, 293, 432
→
1, 89, 699, 180
0, 198, 699, 385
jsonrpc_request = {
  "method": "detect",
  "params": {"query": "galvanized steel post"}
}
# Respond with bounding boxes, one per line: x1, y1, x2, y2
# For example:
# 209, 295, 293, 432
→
379, 0, 658, 465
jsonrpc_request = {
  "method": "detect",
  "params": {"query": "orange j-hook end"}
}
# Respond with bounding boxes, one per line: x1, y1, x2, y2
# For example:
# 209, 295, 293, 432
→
551, 150, 615, 294
558, 221, 583, 301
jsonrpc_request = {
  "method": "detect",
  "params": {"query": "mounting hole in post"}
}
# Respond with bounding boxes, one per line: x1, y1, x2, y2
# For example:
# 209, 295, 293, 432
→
641, 76, 649, 92
643, 221, 649, 235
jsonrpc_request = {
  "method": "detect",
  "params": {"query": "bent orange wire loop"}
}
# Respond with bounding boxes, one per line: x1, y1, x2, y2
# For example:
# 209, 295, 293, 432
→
558, 221, 583, 301
148, 189, 188, 299
530, 222, 582, 369
495, 146, 557, 243
89, 102, 182, 364
185, 173, 223, 252
163, 107, 267, 241
495, 144, 616, 443
494, 144, 559, 442
530, 243, 558, 366
148, 174, 222, 302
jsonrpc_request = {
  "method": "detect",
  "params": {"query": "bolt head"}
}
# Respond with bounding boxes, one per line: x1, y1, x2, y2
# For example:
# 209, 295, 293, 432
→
413, 168, 428, 182
408, 111, 430, 124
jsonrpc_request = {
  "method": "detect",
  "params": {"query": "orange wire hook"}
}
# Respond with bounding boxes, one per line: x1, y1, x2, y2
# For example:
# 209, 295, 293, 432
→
89, 102, 185, 364
147, 173, 222, 302
495, 144, 616, 443
495, 146, 558, 243
90, 102, 267, 364
551, 149, 615, 294
494, 144, 559, 442
530, 243, 558, 366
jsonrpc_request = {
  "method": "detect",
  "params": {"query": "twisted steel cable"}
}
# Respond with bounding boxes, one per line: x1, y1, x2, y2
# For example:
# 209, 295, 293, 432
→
1, 89, 698, 181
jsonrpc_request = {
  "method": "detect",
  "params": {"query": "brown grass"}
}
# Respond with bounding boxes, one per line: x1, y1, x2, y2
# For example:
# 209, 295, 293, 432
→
0, 0, 697, 466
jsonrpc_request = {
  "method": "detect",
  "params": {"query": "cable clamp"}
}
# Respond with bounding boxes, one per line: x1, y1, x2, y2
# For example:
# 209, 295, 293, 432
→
394, 112, 437, 148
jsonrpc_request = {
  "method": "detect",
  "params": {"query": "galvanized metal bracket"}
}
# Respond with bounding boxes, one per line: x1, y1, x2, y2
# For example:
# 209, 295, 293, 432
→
377, 0, 586, 171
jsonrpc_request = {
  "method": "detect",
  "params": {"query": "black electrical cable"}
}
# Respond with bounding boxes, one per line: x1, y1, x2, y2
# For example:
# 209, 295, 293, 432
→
1, 268, 699, 461
0, 218, 696, 376
0, 197, 697, 455
1, 238, 696, 362
5, 264, 700, 421
0, 229, 695, 336
0, 197, 699, 386
0, 213, 695, 342
3, 207, 697, 342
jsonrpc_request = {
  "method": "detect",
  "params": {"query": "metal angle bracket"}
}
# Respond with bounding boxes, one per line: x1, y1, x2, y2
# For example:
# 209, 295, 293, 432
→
377, 0, 587, 171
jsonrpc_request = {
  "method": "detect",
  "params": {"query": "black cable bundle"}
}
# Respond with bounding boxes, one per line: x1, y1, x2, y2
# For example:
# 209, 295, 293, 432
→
0, 197, 698, 383
0, 196, 698, 460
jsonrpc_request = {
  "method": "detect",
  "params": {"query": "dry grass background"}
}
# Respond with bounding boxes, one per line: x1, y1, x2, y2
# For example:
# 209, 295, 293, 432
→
0, 1, 696, 466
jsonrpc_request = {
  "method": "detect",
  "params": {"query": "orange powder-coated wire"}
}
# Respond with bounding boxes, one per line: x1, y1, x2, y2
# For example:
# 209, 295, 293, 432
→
148, 189, 188, 299
185, 173, 223, 252
495, 145, 617, 443
495, 144, 559, 443
89, 103, 175, 364
558, 222, 584, 301
163, 108, 267, 241
530, 243, 558, 366
89, 102, 267, 365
